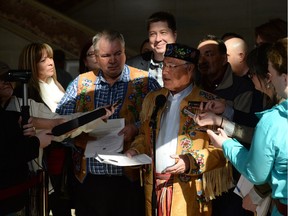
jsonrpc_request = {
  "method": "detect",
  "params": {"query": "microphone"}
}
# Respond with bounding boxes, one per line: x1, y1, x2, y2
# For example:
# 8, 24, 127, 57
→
149, 94, 166, 216
149, 94, 167, 128
51, 108, 106, 136
4, 70, 32, 126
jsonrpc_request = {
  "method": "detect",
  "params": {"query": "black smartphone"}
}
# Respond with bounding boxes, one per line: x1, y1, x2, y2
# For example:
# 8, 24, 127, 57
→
195, 127, 220, 134
188, 101, 207, 108
183, 108, 196, 118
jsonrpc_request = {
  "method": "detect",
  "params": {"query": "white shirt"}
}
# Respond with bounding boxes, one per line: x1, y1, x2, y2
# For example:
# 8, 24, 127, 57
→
149, 59, 163, 87
155, 84, 193, 173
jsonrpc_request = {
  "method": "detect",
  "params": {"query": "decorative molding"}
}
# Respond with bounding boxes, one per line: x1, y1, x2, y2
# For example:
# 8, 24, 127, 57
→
0, 0, 96, 58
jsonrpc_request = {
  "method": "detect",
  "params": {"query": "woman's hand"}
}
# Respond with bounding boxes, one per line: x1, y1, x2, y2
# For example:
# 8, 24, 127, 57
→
201, 99, 226, 114
194, 112, 222, 127
36, 130, 53, 148
207, 128, 230, 148
242, 194, 257, 213
22, 117, 36, 137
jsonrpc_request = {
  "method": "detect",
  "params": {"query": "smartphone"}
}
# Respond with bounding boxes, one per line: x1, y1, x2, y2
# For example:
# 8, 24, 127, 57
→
183, 108, 196, 118
195, 127, 220, 134
188, 101, 207, 108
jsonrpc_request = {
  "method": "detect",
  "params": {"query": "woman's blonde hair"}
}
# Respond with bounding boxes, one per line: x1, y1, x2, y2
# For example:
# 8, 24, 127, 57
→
267, 37, 287, 76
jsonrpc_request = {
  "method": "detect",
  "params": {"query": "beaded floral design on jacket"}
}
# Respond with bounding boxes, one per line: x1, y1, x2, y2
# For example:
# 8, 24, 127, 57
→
77, 77, 93, 112
127, 77, 148, 120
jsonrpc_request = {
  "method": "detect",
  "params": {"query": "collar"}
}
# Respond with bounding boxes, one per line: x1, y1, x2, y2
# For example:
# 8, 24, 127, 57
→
149, 59, 163, 70
215, 64, 233, 90
168, 83, 193, 99
96, 65, 130, 84
39, 76, 53, 85
256, 98, 288, 119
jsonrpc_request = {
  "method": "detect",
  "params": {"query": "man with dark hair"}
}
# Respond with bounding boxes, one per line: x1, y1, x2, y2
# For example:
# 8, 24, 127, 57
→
255, 18, 287, 46
126, 11, 177, 86
197, 34, 259, 216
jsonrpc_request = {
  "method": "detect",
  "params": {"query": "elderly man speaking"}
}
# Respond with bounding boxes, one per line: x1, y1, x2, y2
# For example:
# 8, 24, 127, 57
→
126, 43, 231, 216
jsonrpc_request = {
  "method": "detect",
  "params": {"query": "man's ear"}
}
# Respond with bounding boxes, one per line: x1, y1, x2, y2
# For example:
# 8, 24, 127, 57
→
188, 63, 195, 72
222, 54, 228, 66
173, 31, 177, 41
239, 52, 245, 63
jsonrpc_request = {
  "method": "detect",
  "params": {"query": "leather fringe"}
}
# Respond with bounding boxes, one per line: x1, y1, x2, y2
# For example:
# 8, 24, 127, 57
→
202, 162, 233, 200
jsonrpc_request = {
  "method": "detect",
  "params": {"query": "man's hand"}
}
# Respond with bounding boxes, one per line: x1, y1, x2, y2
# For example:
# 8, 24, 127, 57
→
125, 149, 138, 158
162, 154, 190, 174
118, 123, 139, 142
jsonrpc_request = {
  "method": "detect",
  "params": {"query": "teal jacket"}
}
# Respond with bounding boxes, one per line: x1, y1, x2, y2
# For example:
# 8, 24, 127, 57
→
222, 99, 288, 216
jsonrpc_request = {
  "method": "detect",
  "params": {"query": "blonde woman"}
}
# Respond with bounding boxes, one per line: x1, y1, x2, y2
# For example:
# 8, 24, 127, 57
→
18, 43, 65, 112
17, 43, 71, 216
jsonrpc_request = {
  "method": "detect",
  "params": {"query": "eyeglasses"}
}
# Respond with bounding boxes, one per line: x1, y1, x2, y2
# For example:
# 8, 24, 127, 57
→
86, 52, 95, 58
163, 62, 189, 70
0, 79, 9, 85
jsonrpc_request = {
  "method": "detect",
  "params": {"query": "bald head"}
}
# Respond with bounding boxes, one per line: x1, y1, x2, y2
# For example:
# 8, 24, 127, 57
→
225, 37, 248, 53
225, 37, 249, 76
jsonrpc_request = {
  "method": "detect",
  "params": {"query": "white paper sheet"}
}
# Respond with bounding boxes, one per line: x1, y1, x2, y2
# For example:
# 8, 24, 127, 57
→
95, 153, 152, 166
84, 118, 125, 158
234, 175, 271, 216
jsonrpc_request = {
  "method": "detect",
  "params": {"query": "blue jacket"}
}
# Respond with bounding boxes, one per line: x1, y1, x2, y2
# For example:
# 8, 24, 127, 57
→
222, 99, 288, 216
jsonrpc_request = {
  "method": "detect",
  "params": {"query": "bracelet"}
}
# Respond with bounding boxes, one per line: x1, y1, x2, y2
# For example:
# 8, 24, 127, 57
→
220, 117, 224, 128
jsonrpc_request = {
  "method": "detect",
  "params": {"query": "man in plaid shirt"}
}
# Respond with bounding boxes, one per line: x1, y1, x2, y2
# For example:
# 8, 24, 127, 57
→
56, 30, 160, 216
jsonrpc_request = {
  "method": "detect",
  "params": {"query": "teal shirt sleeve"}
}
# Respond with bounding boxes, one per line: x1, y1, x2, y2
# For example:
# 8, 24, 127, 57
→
222, 101, 288, 202
222, 120, 273, 184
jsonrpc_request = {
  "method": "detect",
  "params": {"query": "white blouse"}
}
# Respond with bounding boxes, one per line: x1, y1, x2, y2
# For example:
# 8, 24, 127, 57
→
39, 77, 64, 112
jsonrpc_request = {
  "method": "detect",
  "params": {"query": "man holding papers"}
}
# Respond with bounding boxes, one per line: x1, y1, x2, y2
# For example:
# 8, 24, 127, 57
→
56, 30, 160, 216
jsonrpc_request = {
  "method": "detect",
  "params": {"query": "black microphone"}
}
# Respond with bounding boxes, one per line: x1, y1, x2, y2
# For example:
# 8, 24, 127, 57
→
149, 94, 166, 216
149, 94, 167, 128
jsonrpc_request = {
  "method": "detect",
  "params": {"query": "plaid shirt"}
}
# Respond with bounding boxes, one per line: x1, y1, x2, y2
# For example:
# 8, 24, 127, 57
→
56, 65, 160, 176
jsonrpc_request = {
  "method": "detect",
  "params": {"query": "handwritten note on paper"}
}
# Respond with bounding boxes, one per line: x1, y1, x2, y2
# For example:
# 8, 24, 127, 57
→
84, 118, 125, 158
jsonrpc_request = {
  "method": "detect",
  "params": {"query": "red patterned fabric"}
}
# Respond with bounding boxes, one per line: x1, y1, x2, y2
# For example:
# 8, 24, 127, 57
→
156, 173, 174, 216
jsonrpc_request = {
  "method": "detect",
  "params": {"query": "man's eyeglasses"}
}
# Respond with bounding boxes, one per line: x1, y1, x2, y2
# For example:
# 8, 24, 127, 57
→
86, 52, 95, 58
0, 79, 10, 85
163, 62, 189, 70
